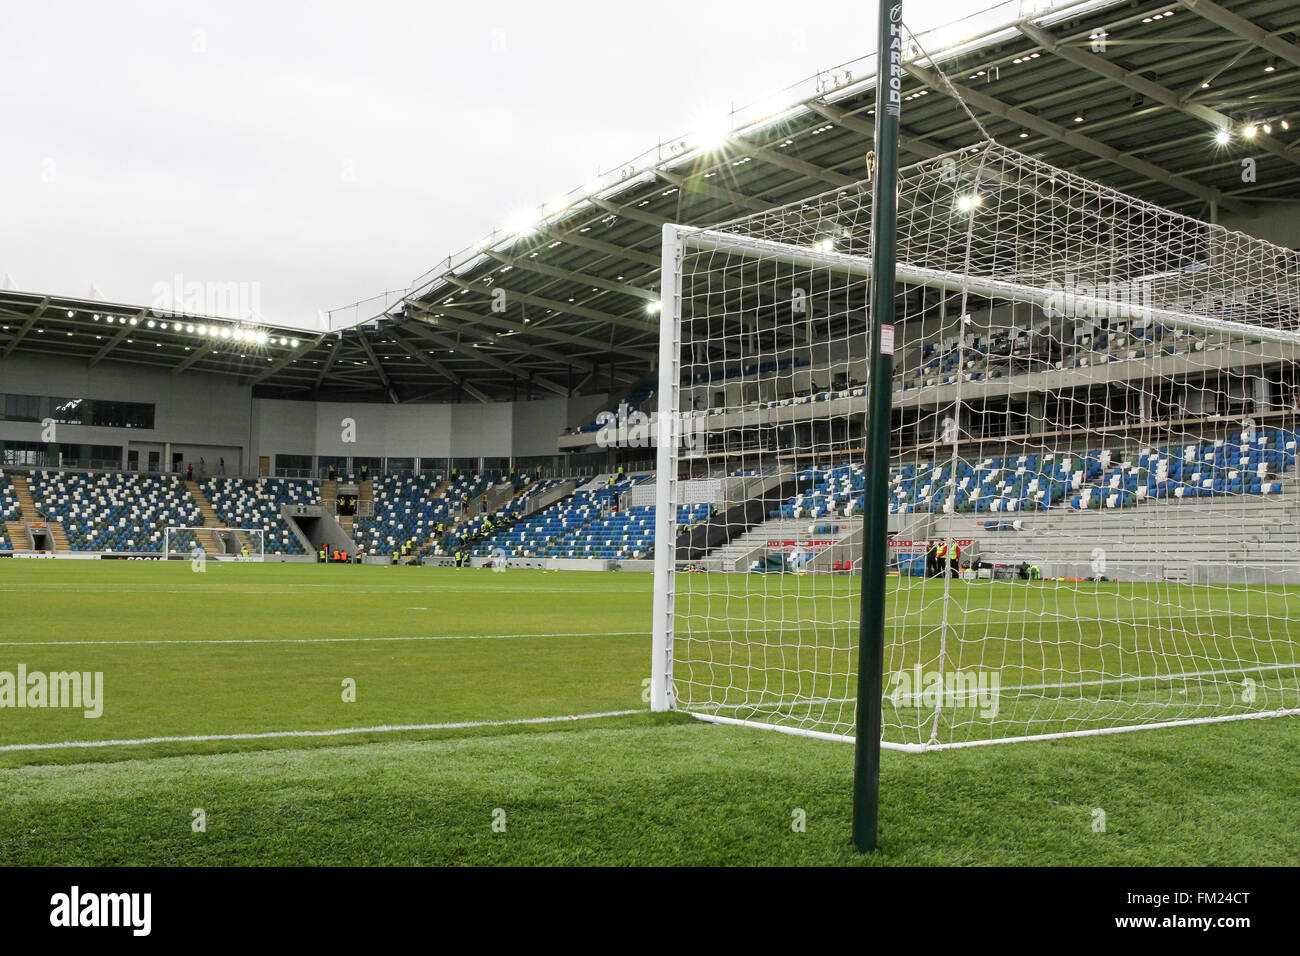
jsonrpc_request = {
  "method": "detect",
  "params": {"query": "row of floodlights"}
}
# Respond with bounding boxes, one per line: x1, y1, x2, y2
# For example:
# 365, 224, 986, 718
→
1216, 120, 1290, 144
78, 311, 299, 347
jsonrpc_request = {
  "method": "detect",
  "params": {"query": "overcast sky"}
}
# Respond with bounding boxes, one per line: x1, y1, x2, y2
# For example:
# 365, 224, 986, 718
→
1, 0, 989, 329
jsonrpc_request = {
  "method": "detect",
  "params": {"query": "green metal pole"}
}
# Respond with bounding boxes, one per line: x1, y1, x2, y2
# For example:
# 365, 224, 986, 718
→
853, 0, 902, 853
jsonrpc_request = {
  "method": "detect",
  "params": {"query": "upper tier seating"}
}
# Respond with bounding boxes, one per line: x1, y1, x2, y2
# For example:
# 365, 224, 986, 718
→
570, 320, 1225, 442
574, 379, 658, 434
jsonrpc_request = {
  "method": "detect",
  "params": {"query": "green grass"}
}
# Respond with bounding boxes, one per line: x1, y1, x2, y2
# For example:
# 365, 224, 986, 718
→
0, 561, 1297, 865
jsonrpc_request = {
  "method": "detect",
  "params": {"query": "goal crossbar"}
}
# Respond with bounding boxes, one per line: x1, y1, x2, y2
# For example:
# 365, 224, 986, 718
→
675, 225, 1300, 349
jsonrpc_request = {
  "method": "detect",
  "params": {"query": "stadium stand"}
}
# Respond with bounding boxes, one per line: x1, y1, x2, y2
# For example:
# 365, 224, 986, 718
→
26, 471, 203, 553
202, 476, 319, 554
470, 473, 662, 559
571, 379, 658, 434
445, 476, 568, 550
1, 423, 1291, 562
887, 428, 1296, 516
754, 429, 1297, 525
352, 472, 448, 556
0, 472, 21, 551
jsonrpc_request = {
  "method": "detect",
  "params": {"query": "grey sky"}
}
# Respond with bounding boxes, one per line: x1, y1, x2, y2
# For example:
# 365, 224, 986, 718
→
1, 0, 987, 329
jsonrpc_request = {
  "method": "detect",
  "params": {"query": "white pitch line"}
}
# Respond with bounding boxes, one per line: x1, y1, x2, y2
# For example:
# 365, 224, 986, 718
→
0, 631, 651, 648
0, 709, 646, 753
0, 584, 640, 596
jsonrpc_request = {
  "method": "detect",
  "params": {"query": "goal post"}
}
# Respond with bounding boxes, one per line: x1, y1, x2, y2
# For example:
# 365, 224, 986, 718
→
164, 526, 265, 561
651, 137, 1300, 763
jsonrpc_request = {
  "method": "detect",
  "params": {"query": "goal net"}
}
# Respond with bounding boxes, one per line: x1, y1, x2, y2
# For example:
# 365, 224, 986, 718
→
652, 139, 1300, 750
164, 526, 265, 561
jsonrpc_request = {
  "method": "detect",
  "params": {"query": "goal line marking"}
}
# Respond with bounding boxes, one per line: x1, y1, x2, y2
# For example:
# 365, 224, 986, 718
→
683, 660, 1300, 710
686, 707, 1300, 752
0, 709, 645, 753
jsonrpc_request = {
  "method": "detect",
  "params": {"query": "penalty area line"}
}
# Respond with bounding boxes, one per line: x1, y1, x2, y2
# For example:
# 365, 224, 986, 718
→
0, 709, 646, 752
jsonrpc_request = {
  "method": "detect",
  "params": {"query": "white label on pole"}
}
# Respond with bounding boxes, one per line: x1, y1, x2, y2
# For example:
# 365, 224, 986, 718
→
880, 324, 895, 355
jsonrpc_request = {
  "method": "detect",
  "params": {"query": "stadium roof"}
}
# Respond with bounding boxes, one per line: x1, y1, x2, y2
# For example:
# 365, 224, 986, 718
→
2, 0, 1297, 404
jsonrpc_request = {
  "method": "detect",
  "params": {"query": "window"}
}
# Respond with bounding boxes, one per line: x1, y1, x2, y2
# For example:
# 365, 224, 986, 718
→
89, 445, 123, 468
0, 394, 153, 429
275, 454, 312, 478
3, 394, 40, 422
2, 440, 47, 466
90, 400, 154, 429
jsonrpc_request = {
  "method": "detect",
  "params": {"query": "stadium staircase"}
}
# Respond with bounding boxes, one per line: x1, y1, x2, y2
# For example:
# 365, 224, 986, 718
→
8, 474, 69, 552
185, 480, 238, 555
430, 476, 454, 502
11, 474, 36, 516
4, 521, 31, 551
410, 476, 459, 554
339, 476, 372, 538
47, 523, 70, 552
4, 473, 33, 549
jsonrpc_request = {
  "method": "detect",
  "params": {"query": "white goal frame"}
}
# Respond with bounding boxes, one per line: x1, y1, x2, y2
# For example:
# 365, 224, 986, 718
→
651, 153, 1300, 750
163, 526, 265, 562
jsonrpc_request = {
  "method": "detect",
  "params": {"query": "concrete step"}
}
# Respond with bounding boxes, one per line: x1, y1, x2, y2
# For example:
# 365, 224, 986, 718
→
4, 520, 31, 551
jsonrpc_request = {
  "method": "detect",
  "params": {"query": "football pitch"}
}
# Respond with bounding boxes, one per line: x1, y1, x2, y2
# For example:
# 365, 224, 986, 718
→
1, 561, 1298, 866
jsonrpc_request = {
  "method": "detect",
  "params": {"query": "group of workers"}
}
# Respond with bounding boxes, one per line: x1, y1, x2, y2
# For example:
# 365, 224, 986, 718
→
920, 539, 1046, 581
447, 514, 500, 567
316, 540, 363, 564
924, 540, 963, 578
316, 537, 420, 564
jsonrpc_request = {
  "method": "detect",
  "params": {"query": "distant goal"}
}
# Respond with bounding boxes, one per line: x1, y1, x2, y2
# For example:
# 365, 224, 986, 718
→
164, 527, 265, 561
